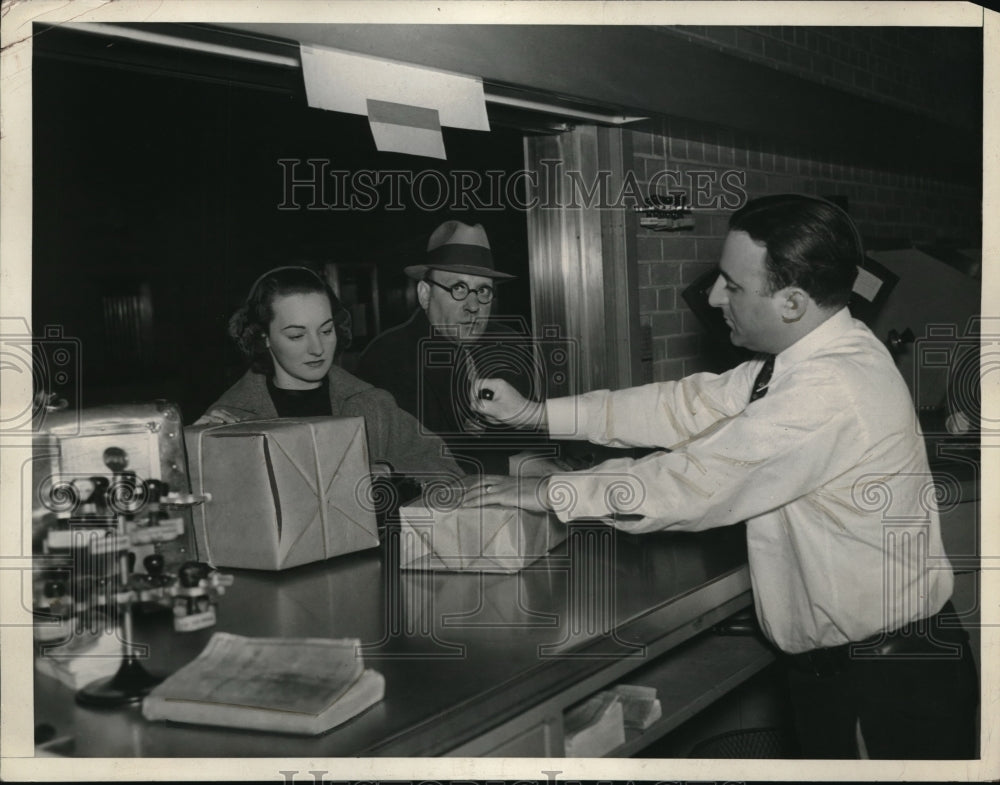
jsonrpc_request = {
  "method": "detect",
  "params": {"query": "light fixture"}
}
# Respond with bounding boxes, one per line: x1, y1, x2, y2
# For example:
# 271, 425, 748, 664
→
61, 22, 648, 128
62, 22, 300, 67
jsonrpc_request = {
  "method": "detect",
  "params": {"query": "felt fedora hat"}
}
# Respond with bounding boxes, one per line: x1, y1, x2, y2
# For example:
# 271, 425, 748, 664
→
404, 220, 515, 280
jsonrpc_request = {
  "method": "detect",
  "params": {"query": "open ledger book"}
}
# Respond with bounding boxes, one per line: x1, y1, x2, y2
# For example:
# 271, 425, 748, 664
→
142, 632, 384, 735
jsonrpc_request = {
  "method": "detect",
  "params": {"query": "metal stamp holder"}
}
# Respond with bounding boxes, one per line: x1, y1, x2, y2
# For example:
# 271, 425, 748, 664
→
76, 484, 224, 706
32, 402, 233, 706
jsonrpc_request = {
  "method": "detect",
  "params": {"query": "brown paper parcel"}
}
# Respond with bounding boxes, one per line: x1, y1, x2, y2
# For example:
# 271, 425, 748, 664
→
400, 568, 559, 629
399, 495, 566, 573
185, 418, 379, 570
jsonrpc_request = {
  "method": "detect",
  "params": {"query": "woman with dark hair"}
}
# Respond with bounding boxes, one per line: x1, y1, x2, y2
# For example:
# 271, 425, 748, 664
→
196, 266, 462, 478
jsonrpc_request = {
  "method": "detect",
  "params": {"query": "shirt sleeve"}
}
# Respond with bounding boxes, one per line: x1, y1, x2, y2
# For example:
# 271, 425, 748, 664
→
545, 366, 871, 533
546, 363, 761, 448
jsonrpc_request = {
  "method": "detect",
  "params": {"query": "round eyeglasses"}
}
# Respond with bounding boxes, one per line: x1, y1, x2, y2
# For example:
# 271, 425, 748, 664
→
424, 278, 495, 304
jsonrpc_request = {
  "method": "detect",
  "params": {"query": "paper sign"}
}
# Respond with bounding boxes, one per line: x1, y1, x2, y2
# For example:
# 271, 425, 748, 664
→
852, 266, 883, 302
300, 44, 489, 132
367, 98, 446, 159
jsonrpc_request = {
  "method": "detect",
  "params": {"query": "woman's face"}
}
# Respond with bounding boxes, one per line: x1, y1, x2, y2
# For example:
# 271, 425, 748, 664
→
265, 291, 336, 389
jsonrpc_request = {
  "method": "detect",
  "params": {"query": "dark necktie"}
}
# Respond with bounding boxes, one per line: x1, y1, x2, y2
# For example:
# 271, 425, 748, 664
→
459, 345, 481, 432
748, 355, 775, 403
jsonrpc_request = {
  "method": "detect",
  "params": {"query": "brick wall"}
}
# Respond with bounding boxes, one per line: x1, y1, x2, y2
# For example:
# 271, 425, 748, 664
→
659, 26, 981, 130
630, 115, 981, 382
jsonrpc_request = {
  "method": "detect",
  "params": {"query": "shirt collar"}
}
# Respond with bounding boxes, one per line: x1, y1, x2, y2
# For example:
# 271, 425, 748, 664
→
774, 307, 853, 375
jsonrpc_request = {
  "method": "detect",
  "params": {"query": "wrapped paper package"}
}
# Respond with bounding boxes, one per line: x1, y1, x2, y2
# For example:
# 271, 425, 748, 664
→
399, 483, 566, 573
400, 568, 559, 630
185, 418, 379, 570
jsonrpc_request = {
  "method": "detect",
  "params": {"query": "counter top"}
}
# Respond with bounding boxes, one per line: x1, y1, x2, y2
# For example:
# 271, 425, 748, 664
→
35, 522, 753, 757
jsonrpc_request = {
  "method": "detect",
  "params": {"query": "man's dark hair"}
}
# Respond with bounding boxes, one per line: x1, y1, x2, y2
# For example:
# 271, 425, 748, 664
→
729, 194, 862, 309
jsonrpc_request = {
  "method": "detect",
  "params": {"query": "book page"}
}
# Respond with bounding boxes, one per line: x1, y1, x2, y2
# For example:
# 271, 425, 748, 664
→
150, 633, 364, 716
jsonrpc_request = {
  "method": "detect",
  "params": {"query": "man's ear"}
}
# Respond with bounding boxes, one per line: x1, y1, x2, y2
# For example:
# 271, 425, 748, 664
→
417, 280, 431, 310
780, 288, 810, 323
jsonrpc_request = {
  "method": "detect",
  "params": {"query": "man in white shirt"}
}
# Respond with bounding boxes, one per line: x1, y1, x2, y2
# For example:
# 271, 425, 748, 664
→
463, 194, 977, 759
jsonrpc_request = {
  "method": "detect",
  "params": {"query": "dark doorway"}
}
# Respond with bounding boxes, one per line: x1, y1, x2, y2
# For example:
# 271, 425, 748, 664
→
32, 26, 530, 422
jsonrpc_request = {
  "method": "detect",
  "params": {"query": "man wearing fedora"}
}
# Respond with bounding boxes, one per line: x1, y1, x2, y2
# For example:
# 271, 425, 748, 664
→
356, 219, 535, 473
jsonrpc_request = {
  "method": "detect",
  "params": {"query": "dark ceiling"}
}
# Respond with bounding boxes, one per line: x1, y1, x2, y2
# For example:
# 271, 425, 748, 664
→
35, 21, 983, 183
221, 22, 983, 180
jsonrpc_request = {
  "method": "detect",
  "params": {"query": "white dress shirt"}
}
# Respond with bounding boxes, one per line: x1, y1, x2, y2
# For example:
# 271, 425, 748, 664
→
544, 308, 954, 653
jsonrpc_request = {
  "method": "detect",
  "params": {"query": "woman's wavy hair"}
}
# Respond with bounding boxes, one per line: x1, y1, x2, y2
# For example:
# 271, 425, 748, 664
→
228, 266, 352, 375
729, 194, 862, 310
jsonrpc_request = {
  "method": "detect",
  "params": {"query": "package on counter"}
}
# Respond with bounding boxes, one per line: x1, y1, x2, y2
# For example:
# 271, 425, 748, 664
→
185, 418, 379, 570
399, 480, 566, 573
399, 567, 553, 628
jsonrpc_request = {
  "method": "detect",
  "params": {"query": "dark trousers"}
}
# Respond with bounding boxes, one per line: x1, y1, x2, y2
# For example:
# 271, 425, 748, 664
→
785, 604, 979, 759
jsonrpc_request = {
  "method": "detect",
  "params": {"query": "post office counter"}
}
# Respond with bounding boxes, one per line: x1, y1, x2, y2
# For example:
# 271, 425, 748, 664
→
34, 523, 774, 757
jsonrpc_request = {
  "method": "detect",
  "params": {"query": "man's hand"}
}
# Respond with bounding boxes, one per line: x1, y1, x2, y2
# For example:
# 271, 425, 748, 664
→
193, 407, 242, 426
470, 378, 547, 430
460, 414, 488, 434
460, 474, 553, 514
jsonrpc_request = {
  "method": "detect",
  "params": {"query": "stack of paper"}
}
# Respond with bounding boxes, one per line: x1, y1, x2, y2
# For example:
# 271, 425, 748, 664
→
142, 633, 384, 735
563, 691, 625, 757
35, 628, 125, 690
611, 683, 663, 730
